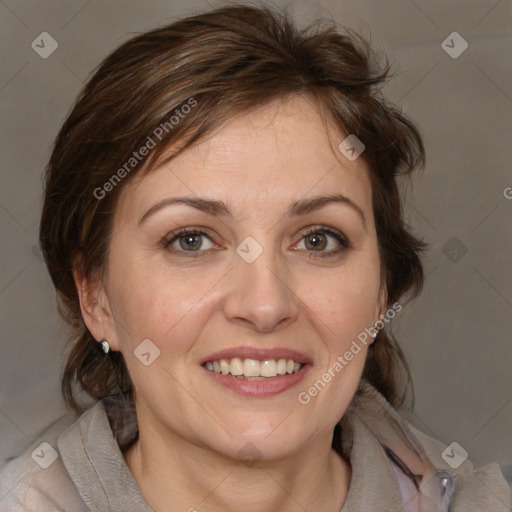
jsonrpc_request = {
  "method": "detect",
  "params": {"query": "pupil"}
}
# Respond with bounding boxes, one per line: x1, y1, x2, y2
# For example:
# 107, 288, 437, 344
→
307, 233, 326, 251
180, 235, 201, 250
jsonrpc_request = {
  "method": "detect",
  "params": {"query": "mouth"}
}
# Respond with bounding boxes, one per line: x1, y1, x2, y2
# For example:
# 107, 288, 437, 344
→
200, 348, 312, 397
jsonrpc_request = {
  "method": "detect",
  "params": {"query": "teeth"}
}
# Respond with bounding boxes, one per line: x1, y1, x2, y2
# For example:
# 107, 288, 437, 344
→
220, 359, 230, 375
243, 358, 260, 377
261, 360, 277, 377
230, 357, 243, 376
204, 357, 304, 378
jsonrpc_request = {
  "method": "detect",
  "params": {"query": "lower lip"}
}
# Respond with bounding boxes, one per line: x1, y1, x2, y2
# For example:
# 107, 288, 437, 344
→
202, 364, 311, 397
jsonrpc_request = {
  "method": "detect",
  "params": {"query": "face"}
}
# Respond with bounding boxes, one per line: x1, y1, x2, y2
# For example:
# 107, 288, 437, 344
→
79, 95, 386, 462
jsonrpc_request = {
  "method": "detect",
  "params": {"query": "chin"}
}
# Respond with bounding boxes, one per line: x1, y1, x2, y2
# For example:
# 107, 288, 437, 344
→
216, 425, 309, 464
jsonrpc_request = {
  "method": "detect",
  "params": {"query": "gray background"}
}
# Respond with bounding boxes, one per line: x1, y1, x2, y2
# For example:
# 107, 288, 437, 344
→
1, 0, 511, 488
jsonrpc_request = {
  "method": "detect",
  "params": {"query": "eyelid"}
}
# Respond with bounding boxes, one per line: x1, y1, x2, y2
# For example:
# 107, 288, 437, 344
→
162, 227, 219, 250
295, 225, 350, 247
163, 226, 216, 243
291, 225, 351, 258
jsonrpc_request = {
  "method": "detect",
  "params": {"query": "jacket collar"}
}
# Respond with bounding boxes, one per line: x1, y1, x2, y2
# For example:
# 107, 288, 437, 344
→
340, 379, 454, 511
58, 399, 153, 512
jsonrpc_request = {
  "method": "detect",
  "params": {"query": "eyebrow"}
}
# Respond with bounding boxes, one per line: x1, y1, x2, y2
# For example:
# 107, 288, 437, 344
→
137, 193, 366, 229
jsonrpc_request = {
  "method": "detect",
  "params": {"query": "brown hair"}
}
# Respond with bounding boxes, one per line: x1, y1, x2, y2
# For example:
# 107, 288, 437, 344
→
39, 3, 427, 428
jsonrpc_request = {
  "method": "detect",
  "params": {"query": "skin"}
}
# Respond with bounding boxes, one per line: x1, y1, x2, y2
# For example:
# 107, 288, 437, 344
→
74, 95, 387, 512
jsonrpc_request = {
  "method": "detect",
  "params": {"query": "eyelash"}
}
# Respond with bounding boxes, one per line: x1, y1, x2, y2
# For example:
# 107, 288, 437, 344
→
162, 226, 350, 259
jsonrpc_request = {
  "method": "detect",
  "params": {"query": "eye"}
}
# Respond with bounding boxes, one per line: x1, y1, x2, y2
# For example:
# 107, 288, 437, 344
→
162, 225, 350, 258
162, 228, 217, 255
294, 226, 350, 258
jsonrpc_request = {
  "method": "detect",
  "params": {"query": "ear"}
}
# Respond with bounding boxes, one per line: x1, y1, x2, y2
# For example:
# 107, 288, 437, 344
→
368, 284, 388, 345
376, 284, 388, 321
72, 258, 120, 352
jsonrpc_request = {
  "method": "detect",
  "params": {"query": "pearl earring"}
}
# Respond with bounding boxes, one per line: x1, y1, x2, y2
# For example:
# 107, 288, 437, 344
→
101, 340, 110, 353
371, 321, 381, 339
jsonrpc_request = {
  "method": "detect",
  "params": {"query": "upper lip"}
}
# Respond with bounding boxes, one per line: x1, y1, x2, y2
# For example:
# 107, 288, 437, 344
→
200, 346, 313, 365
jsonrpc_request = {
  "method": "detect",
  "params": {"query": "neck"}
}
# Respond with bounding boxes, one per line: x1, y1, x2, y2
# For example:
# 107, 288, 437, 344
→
123, 423, 351, 512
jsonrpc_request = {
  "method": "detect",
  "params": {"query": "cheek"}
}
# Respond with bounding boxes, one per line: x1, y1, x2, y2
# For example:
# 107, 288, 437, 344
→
111, 263, 218, 358
303, 264, 380, 344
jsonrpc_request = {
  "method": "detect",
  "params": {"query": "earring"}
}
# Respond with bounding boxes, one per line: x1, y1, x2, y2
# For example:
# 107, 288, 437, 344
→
371, 321, 381, 339
101, 340, 110, 353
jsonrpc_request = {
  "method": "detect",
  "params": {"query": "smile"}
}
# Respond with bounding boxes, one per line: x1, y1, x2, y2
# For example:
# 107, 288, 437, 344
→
203, 357, 304, 379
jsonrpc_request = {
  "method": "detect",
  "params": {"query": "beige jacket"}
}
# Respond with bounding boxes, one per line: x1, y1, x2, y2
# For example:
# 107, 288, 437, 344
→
0, 380, 510, 511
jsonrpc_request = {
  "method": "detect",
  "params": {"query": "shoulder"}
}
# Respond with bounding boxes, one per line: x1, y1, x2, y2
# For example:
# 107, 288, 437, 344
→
0, 410, 90, 512
408, 423, 512, 511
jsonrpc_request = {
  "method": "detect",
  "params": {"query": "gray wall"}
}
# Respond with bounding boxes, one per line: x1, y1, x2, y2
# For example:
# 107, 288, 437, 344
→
1, 0, 511, 486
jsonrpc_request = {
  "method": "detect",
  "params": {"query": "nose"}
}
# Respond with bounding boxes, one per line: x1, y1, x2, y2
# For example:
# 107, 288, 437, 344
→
222, 243, 299, 333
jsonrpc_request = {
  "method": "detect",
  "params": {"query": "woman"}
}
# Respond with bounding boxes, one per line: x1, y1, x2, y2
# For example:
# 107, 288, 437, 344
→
0, 4, 509, 511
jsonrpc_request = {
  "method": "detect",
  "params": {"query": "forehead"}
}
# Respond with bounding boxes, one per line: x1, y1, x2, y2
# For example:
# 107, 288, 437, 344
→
119, 96, 372, 221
